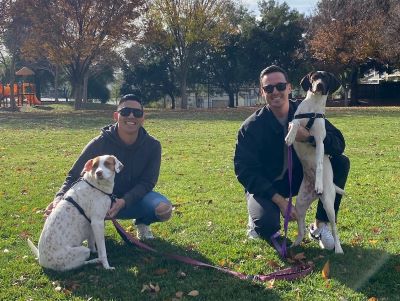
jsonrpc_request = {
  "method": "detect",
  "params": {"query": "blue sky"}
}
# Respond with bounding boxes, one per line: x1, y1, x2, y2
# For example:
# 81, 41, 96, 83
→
242, 0, 319, 15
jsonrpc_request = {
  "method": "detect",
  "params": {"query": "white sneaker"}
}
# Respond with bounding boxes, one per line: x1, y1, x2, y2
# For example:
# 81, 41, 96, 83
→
309, 223, 334, 250
247, 215, 259, 239
136, 224, 154, 240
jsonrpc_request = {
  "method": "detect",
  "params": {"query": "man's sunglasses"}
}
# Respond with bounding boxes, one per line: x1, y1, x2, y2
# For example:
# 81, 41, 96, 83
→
262, 82, 287, 94
118, 107, 144, 118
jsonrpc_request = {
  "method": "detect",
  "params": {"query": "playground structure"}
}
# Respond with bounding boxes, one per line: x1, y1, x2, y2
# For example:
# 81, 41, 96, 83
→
0, 66, 41, 107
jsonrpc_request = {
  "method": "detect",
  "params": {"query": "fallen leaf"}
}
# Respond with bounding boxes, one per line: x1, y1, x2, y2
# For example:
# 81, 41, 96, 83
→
188, 290, 199, 297
322, 260, 330, 280
293, 252, 306, 261
369, 239, 378, 245
55, 286, 62, 292
153, 268, 168, 276
177, 271, 187, 278
267, 279, 275, 289
371, 227, 382, 234
368, 297, 378, 301
141, 284, 150, 293
267, 260, 280, 269
175, 291, 184, 298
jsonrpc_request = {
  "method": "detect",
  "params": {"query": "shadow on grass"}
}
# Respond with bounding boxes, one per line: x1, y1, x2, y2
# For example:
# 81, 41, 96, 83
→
42, 237, 281, 301
296, 244, 399, 300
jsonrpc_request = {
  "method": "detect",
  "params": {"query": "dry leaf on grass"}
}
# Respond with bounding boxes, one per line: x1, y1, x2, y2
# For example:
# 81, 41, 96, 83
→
175, 291, 184, 298
293, 252, 306, 261
322, 260, 330, 280
153, 268, 168, 275
368, 297, 378, 301
188, 290, 199, 297
267, 279, 275, 289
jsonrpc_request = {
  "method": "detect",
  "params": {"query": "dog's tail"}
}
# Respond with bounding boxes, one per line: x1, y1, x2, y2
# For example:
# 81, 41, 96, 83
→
335, 185, 345, 195
27, 239, 39, 258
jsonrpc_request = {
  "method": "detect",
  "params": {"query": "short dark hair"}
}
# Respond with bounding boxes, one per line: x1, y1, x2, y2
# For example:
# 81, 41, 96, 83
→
118, 94, 143, 109
259, 65, 289, 85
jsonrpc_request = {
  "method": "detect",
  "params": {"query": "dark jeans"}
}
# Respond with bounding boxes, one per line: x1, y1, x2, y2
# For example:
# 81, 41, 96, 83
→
247, 154, 350, 240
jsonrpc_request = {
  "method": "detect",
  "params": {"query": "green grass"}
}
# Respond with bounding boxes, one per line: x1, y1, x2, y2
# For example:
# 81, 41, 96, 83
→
0, 104, 399, 301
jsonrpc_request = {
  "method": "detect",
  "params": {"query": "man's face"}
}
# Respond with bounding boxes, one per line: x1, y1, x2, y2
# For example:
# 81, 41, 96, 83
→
114, 100, 144, 134
261, 72, 291, 112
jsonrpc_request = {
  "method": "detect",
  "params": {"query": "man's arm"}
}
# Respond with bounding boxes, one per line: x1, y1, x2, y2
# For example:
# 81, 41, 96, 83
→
234, 126, 278, 200
122, 142, 161, 209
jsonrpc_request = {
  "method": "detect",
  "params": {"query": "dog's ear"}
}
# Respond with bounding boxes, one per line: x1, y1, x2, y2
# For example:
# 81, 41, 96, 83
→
328, 72, 341, 93
111, 156, 124, 173
81, 159, 94, 176
300, 72, 313, 91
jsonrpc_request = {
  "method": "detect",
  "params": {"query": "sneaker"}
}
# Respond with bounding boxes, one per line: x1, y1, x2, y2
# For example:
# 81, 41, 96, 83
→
247, 215, 259, 239
136, 224, 154, 240
309, 223, 334, 250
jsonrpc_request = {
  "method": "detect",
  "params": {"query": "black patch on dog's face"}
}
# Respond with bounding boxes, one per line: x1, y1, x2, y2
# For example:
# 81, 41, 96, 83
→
301, 71, 341, 94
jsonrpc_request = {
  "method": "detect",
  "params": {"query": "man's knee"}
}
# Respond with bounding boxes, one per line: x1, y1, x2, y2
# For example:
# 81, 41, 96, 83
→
155, 202, 172, 221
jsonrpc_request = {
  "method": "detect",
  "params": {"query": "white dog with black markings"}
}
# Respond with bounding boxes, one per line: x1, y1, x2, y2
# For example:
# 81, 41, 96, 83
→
28, 155, 123, 271
285, 71, 345, 254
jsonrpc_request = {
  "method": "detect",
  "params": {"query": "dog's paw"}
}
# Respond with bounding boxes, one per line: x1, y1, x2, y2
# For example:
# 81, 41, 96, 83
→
104, 265, 115, 270
285, 132, 296, 146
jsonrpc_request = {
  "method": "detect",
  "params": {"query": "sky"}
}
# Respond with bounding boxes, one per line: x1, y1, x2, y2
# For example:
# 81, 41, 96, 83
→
242, 0, 319, 16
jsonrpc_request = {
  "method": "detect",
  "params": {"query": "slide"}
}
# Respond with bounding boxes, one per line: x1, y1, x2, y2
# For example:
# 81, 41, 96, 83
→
26, 94, 41, 105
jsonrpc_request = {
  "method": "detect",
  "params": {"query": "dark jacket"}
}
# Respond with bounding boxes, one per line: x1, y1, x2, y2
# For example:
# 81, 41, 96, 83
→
56, 124, 161, 210
234, 101, 345, 200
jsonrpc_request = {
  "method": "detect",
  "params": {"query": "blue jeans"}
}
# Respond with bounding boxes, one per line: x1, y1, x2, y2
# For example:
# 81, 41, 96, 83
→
115, 191, 172, 225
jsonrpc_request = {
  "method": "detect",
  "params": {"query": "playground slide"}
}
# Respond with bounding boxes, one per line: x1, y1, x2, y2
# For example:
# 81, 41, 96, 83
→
26, 94, 42, 105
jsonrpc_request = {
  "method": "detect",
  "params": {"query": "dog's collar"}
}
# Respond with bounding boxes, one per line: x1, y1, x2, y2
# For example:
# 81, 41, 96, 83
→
294, 113, 325, 131
81, 178, 117, 203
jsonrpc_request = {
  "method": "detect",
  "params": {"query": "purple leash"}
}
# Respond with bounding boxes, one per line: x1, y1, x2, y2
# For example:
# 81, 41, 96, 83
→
271, 145, 293, 258
111, 218, 312, 282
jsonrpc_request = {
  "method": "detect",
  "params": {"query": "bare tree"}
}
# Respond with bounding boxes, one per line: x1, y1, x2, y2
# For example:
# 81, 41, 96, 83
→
21, 0, 145, 109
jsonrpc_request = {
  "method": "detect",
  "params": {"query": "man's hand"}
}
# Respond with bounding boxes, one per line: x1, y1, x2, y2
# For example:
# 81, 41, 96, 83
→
271, 193, 297, 221
107, 198, 126, 219
295, 125, 311, 142
43, 195, 63, 218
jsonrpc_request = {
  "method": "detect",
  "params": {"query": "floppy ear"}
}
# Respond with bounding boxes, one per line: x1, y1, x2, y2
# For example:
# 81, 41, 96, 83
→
328, 72, 341, 93
81, 159, 94, 176
112, 156, 124, 173
300, 72, 313, 92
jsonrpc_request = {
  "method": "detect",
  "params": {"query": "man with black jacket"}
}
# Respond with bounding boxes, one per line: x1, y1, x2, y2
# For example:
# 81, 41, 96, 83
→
234, 65, 349, 250
45, 94, 172, 240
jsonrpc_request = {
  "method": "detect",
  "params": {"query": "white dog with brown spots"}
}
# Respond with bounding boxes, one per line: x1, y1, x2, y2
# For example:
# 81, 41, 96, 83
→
28, 155, 123, 271
285, 71, 345, 254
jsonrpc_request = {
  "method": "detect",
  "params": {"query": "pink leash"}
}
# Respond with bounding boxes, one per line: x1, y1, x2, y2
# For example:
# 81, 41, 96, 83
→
111, 216, 313, 282
270, 145, 293, 258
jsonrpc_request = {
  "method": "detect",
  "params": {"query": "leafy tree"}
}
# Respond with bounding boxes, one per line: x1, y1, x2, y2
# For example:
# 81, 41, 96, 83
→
121, 44, 178, 107
307, 0, 386, 105
205, 5, 257, 107
145, 0, 236, 109
21, 0, 145, 109
247, 0, 308, 85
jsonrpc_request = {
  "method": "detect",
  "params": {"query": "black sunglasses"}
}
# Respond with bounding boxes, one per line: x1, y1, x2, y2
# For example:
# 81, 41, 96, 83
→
262, 82, 287, 94
118, 107, 144, 118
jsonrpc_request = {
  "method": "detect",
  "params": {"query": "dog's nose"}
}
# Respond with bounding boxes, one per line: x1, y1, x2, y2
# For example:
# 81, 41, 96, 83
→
96, 170, 103, 177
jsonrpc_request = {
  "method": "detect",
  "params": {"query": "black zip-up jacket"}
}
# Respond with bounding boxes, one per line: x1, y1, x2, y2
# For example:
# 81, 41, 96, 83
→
234, 101, 345, 200
56, 124, 161, 210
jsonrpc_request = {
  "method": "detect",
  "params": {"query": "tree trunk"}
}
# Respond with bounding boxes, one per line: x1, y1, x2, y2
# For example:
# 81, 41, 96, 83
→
180, 75, 187, 109
169, 93, 176, 109
349, 66, 359, 106
54, 65, 59, 102
83, 72, 89, 103
74, 78, 84, 109
228, 90, 235, 108
9, 56, 17, 110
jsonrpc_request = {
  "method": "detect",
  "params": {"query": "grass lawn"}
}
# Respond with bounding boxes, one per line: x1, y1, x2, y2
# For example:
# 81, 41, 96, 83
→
0, 103, 399, 301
